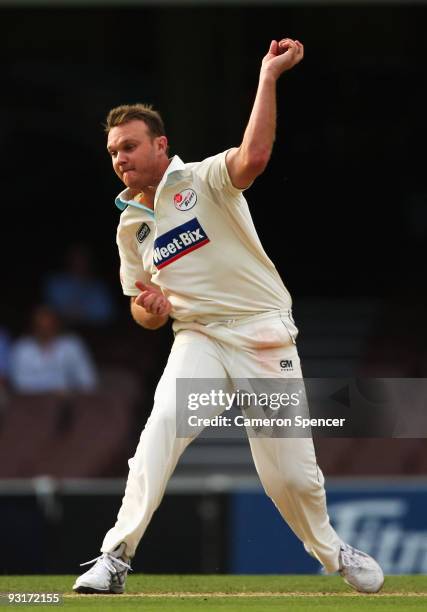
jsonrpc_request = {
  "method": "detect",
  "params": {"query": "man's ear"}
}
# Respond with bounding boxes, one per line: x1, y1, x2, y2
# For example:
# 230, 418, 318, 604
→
156, 135, 168, 154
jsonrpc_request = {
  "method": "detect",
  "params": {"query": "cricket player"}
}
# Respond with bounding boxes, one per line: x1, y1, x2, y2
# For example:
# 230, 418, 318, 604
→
73, 38, 384, 594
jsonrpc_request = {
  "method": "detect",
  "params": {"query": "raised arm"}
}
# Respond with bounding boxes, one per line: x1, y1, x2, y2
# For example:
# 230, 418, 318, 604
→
226, 38, 304, 190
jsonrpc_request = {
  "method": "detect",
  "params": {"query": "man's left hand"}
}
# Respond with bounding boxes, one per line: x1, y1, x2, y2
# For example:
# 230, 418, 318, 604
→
261, 38, 304, 80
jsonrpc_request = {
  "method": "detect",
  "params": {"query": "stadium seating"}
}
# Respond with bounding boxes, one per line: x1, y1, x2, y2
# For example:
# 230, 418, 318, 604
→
0, 393, 133, 478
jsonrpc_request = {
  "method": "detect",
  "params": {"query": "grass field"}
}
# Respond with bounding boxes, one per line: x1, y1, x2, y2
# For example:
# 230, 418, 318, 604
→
1, 575, 426, 611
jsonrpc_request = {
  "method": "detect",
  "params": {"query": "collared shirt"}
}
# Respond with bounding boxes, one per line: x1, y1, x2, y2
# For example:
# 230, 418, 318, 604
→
116, 150, 292, 324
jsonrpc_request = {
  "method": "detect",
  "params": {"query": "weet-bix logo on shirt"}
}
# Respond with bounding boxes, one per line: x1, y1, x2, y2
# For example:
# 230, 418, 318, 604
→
153, 218, 210, 269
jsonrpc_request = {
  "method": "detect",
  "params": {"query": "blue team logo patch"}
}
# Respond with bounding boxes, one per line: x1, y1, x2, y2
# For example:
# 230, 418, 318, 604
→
153, 218, 210, 269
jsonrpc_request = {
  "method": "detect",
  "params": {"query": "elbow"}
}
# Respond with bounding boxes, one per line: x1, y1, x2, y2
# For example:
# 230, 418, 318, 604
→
227, 145, 270, 190
250, 157, 269, 177
245, 148, 271, 177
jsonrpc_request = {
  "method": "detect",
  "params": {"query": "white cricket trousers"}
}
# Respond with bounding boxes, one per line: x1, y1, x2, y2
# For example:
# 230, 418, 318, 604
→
101, 310, 341, 572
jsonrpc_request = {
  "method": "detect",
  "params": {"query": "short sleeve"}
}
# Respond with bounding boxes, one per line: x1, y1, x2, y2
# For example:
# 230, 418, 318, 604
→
195, 149, 244, 198
116, 218, 151, 296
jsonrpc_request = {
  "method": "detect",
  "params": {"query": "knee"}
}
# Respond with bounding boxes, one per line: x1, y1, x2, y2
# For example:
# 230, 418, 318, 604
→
129, 409, 189, 478
286, 473, 318, 497
144, 408, 177, 439
265, 471, 321, 500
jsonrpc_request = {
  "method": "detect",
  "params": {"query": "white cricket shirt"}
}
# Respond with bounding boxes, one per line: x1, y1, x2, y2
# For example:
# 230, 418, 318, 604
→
116, 150, 292, 325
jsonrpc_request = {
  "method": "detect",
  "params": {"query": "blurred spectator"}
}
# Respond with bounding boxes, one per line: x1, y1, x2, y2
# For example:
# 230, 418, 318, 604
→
43, 244, 115, 326
0, 328, 10, 383
0, 328, 11, 404
9, 306, 97, 393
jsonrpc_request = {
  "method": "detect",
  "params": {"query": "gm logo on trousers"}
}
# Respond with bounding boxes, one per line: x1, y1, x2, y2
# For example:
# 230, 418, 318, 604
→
153, 218, 210, 269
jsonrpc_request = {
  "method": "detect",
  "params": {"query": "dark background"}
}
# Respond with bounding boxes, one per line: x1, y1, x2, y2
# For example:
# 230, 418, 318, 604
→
1, 2, 426, 328
1, 2, 427, 574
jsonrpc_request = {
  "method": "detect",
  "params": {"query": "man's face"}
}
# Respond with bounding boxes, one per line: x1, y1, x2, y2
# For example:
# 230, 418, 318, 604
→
107, 120, 167, 190
32, 307, 59, 342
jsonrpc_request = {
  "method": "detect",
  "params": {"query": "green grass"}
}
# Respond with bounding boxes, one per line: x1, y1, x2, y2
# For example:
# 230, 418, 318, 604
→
0, 575, 426, 611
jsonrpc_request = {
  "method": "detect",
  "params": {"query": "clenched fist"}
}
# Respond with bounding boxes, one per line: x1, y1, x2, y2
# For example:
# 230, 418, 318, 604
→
134, 281, 172, 317
261, 38, 304, 80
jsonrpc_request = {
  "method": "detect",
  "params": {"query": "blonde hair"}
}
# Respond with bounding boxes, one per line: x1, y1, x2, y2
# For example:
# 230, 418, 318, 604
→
104, 103, 166, 138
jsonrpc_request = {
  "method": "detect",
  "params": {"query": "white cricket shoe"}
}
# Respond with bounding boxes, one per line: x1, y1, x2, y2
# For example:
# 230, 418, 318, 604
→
73, 543, 131, 594
339, 542, 384, 593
